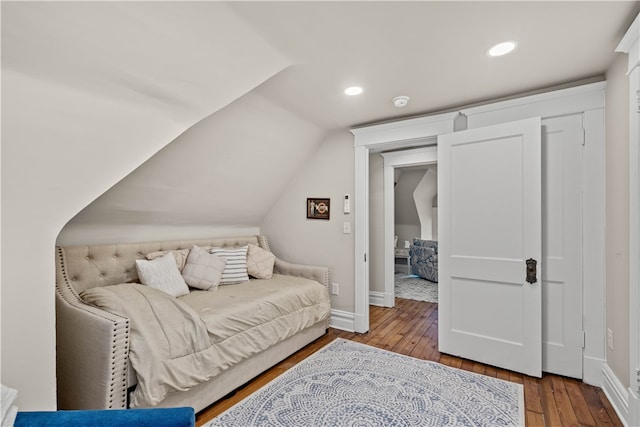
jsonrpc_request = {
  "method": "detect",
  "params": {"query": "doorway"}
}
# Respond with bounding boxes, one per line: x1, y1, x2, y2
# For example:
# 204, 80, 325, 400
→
393, 164, 438, 303
352, 82, 606, 384
376, 147, 438, 308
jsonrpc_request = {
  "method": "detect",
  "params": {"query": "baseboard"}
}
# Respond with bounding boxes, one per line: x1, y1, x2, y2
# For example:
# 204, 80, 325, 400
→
602, 363, 629, 426
583, 355, 605, 387
330, 309, 355, 332
369, 291, 385, 307
369, 291, 395, 308
629, 389, 640, 427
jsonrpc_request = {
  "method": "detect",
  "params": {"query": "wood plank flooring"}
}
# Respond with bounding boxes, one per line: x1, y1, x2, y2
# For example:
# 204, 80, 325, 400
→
196, 298, 622, 426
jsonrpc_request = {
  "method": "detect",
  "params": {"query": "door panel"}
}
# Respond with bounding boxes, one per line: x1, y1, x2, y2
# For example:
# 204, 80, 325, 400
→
438, 117, 542, 377
541, 114, 583, 378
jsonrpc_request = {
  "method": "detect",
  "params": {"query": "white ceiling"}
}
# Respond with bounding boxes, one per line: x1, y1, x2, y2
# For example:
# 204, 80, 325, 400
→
230, 1, 638, 130
11, 1, 634, 243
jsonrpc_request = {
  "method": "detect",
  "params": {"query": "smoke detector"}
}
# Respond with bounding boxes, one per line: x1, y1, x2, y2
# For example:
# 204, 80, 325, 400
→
393, 96, 410, 108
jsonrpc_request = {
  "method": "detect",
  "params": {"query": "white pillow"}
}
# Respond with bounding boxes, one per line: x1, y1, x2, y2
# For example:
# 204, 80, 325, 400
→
209, 246, 250, 284
181, 245, 226, 291
135, 252, 190, 297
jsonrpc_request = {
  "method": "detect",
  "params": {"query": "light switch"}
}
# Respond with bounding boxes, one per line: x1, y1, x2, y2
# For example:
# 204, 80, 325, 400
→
343, 222, 351, 234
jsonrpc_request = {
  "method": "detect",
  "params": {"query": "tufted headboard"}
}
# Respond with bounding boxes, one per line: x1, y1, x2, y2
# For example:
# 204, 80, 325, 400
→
56, 235, 268, 295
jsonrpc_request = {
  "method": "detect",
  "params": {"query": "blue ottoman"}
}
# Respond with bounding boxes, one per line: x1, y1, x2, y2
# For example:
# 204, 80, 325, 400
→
15, 406, 195, 427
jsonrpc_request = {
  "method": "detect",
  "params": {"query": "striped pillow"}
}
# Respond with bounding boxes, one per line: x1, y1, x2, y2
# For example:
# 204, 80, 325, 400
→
209, 246, 250, 284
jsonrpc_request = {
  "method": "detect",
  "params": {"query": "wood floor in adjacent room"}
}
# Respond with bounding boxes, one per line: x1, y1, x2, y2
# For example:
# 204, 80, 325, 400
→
196, 298, 622, 426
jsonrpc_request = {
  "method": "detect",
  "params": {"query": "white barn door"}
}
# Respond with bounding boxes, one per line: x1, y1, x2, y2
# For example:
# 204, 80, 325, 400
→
438, 117, 542, 377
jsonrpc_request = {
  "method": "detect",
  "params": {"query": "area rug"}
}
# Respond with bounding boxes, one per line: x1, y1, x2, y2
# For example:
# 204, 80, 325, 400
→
395, 273, 438, 303
206, 339, 524, 427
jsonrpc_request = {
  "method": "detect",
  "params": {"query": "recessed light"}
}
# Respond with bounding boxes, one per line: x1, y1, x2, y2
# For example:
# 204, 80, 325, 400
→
487, 41, 517, 57
345, 86, 363, 96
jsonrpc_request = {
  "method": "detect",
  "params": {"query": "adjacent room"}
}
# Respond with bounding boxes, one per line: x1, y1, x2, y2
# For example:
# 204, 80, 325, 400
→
393, 165, 439, 303
2, 2, 640, 426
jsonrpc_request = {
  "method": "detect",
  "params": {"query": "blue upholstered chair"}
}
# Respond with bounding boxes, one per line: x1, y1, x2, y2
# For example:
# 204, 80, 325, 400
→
410, 239, 438, 283
14, 406, 195, 427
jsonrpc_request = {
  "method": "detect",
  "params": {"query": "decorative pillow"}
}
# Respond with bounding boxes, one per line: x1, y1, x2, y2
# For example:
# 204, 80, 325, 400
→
181, 245, 226, 291
246, 243, 275, 279
209, 246, 250, 284
135, 252, 189, 297
145, 249, 190, 271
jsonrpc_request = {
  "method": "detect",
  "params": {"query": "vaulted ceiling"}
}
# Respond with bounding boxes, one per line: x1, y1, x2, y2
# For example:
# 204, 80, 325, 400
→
6, 1, 634, 243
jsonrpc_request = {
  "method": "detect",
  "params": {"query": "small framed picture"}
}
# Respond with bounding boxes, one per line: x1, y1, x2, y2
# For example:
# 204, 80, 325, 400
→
307, 198, 330, 220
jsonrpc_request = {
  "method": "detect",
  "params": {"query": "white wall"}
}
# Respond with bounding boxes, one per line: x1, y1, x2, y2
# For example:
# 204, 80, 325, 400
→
261, 131, 355, 312
1, 2, 290, 409
605, 52, 630, 388
394, 169, 427, 245
369, 154, 385, 294
413, 168, 437, 240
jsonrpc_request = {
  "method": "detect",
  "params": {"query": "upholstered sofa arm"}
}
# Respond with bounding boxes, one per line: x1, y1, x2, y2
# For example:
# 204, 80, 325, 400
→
56, 283, 130, 410
274, 258, 330, 289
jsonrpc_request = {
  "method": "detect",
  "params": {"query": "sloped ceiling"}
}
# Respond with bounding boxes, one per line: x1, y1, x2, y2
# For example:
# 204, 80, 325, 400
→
3, 1, 294, 242
59, 89, 325, 244
52, 1, 639, 243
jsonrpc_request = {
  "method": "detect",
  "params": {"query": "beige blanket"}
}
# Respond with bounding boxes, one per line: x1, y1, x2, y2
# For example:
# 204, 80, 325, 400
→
81, 277, 330, 407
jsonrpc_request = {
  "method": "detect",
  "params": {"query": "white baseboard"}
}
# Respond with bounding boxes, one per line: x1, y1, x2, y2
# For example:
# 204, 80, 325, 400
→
629, 389, 640, 427
330, 309, 355, 332
583, 355, 605, 387
369, 291, 385, 307
369, 291, 395, 307
602, 363, 629, 426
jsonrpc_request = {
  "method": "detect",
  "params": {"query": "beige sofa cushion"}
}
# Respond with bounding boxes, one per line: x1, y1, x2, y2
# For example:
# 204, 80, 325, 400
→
180, 274, 330, 344
246, 243, 275, 279
181, 245, 226, 291
146, 249, 190, 271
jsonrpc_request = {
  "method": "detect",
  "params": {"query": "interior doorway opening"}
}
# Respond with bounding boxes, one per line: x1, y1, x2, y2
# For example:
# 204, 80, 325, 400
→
392, 164, 439, 303
374, 146, 438, 308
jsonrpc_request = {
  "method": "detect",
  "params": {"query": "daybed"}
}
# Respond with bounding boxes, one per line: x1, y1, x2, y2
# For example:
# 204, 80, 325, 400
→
55, 235, 331, 413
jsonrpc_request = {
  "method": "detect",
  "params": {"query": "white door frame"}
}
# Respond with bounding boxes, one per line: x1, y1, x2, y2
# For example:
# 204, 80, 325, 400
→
616, 15, 640, 425
351, 113, 458, 333
377, 146, 438, 307
351, 82, 606, 386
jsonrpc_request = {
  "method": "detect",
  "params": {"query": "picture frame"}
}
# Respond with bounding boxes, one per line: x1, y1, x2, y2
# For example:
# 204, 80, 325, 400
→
307, 198, 330, 220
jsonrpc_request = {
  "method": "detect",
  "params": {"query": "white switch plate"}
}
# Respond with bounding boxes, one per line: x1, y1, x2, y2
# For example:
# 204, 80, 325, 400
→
607, 328, 614, 350
343, 194, 350, 213
343, 222, 351, 234
331, 283, 339, 295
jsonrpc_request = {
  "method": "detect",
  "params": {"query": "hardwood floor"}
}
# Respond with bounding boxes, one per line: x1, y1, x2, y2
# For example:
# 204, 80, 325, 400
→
196, 298, 622, 426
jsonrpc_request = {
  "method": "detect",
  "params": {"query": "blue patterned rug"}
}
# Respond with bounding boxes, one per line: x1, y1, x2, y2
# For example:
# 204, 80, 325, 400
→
206, 339, 524, 427
395, 273, 438, 303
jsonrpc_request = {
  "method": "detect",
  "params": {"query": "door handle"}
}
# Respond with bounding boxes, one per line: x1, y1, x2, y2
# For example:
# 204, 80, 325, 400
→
526, 258, 537, 284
